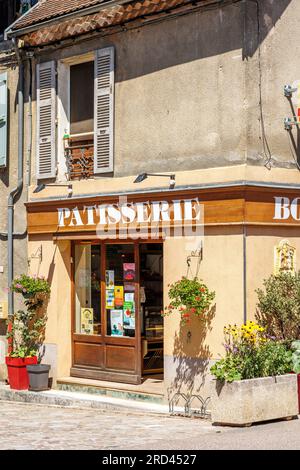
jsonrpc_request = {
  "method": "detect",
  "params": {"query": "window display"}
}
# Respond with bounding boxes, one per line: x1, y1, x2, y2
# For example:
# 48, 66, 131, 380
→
81, 307, 94, 335
110, 310, 124, 336
105, 244, 136, 337
73, 241, 163, 378
74, 244, 101, 335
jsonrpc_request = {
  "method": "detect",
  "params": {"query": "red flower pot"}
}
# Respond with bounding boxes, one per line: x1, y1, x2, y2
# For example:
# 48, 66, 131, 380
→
6, 356, 38, 390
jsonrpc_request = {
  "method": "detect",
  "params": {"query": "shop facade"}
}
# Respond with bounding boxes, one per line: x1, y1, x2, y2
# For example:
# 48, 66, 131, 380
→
26, 180, 300, 397
4, 0, 300, 396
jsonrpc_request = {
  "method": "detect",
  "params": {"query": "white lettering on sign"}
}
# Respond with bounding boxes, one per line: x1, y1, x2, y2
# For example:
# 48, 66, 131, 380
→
83, 205, 97, 225
274, 196, 300, 221
57, 198, 202, 228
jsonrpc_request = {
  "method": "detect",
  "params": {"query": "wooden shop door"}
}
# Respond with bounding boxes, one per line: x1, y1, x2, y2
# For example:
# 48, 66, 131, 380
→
71, 241, 141, 384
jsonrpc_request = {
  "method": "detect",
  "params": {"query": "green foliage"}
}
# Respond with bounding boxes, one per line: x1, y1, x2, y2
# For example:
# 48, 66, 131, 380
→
7, 274, 50, 359
291, 340, 300, 374
12, 274, 50, 297
7, 309, 47, 359
211, 341, 292, 383
210, 321, 293, 383
210, 355, 243, 382
256, 271, 300, 341
163, 277, 215, 324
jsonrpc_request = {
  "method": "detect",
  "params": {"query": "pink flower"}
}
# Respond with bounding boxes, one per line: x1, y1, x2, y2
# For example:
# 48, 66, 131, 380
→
15, 283, 22, 289
22, 288, 27, 293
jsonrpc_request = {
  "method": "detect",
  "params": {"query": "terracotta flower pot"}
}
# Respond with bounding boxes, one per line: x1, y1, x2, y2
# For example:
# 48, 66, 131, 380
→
6, 356, 38, 390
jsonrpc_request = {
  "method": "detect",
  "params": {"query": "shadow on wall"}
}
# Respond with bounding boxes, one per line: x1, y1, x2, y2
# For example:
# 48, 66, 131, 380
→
114, 0, 292, 83
167, 303, 216, 401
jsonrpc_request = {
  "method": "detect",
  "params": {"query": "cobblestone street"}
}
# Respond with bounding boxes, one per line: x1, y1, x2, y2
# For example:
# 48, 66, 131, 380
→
1, 401, 300, 450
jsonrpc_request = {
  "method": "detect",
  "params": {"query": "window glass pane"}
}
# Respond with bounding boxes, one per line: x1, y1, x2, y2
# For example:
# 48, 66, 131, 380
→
74, 244, 101, 335
105, 244, 136, 337
70, 61, 94, 134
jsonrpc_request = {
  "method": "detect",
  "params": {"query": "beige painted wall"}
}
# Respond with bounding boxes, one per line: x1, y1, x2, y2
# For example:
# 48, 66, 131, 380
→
163, 226, 244, 399
26, 225, 244, 395
246, 226, 300, 319
25, 0, 300, 199
26, 222, 300, 399
28, 236, 72, 382
16, 0, 300, 394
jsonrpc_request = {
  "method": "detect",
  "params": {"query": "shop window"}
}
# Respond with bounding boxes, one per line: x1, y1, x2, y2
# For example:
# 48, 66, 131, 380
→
105, 244, 136, 338
74, 244, 101, 335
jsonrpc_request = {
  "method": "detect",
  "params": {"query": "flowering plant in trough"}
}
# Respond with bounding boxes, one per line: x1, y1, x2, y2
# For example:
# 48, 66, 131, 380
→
163, 276, 215, 324
210, 321, 292, 382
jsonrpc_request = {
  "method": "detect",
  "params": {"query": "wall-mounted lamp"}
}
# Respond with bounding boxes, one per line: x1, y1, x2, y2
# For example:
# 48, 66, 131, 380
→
33, 183, 73, 197
133, 173, 176, 189
284, 84, 298, 98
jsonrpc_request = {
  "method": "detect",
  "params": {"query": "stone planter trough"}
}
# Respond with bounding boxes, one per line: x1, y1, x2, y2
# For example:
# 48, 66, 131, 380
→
211, 374, 298, 426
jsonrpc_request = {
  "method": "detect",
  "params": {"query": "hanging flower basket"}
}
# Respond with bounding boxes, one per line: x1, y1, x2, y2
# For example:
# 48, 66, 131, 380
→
12, 274, 50, 299
163, 276, 215, 324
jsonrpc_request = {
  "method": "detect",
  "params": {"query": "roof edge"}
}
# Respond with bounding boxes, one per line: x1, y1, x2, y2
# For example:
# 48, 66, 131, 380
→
5, 0, 132, 39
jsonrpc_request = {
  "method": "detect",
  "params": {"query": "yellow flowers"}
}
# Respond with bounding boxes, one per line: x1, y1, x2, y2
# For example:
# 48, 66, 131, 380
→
223, 320, 266, 350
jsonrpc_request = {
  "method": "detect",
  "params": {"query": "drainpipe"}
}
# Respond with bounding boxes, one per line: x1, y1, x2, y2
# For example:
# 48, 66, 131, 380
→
8, 42, 24, 316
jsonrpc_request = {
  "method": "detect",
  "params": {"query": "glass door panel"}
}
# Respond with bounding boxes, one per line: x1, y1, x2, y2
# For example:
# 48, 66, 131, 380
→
74, 244, 101, 335
105, 244, 136, 338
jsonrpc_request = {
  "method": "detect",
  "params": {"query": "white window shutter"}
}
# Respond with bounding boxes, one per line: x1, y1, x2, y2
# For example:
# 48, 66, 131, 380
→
0, 72, 8, 168
94, 47, 114, 174
36, 61, 57, 179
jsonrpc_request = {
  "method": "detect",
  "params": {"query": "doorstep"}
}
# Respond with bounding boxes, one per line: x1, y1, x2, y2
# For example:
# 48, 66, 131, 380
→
0, 383, 170, 415
56, 376, 166, 405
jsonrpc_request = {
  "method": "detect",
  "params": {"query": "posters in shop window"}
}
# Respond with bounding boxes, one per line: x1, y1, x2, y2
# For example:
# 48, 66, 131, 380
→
124, 282, 135, 293
110, 309, 123, 336
106, 289, 114, 309
105, 270, 114, 288
123, 263, 135, 281
81, 307, 94, 335
114, 286, 124, 307
123, 301, 135, 330
124, 292, 134, 303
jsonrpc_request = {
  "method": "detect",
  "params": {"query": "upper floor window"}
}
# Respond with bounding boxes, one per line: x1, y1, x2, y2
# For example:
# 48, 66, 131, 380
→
36, 47, 115, 181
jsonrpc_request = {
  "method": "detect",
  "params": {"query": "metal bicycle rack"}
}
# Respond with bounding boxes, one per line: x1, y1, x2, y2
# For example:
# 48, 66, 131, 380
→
169, 391, 211, 418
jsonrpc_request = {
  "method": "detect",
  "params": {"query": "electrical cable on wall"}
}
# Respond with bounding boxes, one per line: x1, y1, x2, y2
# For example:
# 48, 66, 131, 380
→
249, 0, 273, 170
286, 132, 300, 173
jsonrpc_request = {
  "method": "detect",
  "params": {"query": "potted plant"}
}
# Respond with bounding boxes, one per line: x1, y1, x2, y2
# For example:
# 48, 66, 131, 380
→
289, 340, 300, 413
6, 274, 51, 391
163, 276, 215, 324
256, 271, 300, 414
210, 321, 298, 426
